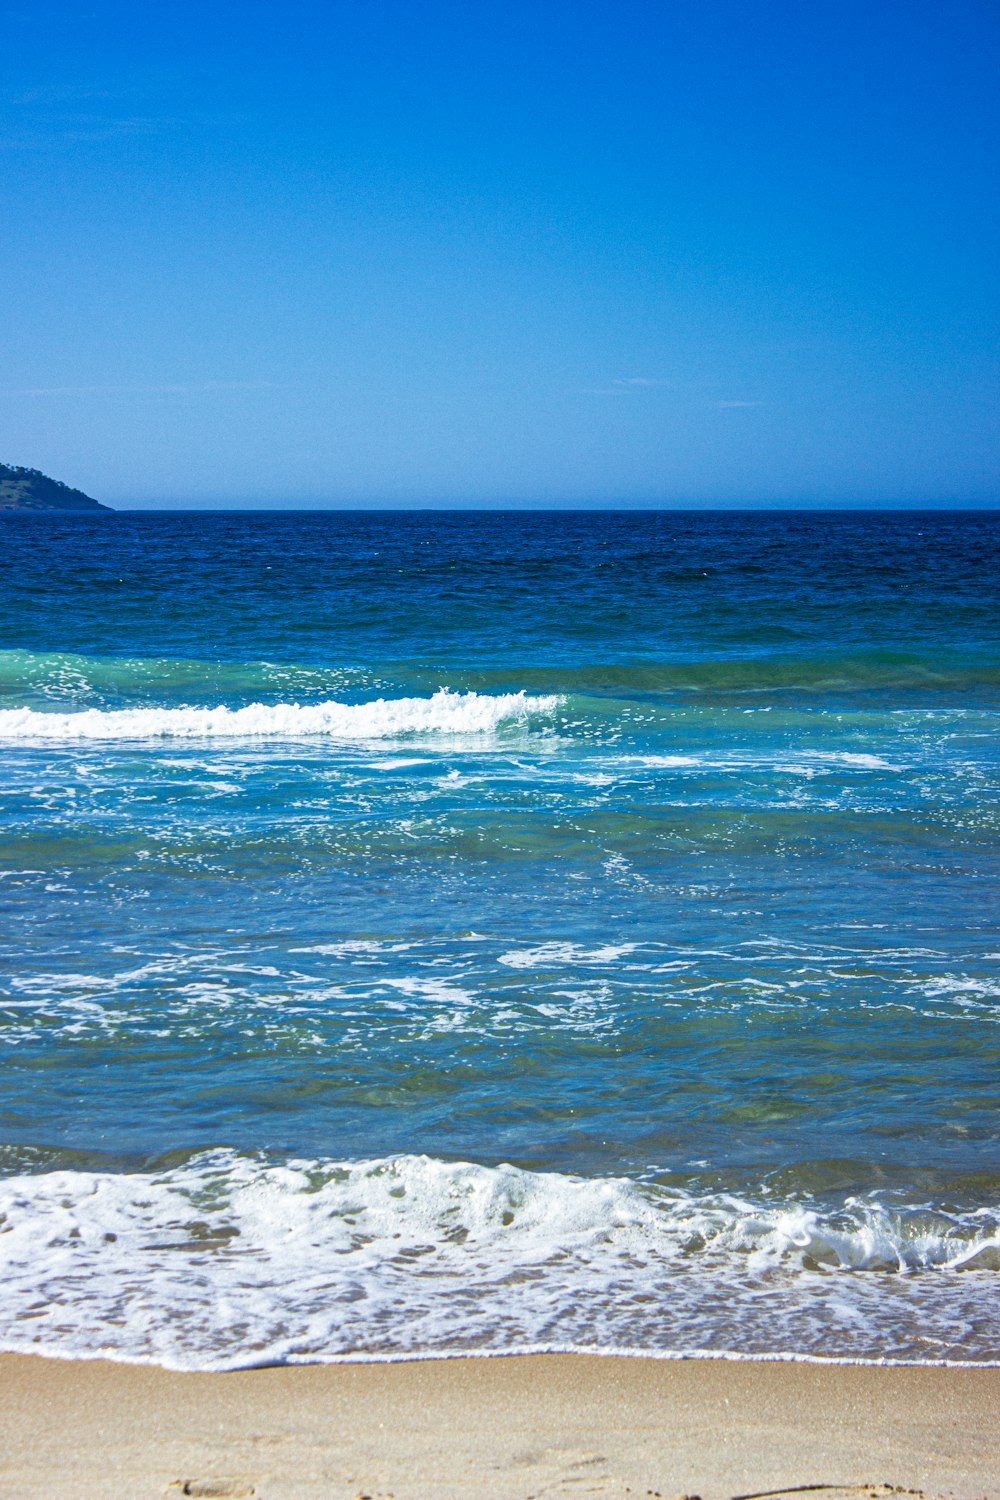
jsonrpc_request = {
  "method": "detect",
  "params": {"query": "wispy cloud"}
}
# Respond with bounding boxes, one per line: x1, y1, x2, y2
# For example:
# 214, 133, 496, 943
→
0, 83, 226, 150
2, 84, 116, 107
582, 380, 768, 406
583, 376, 675, 396
0, 114, 184, 149
10, 382, 283, 398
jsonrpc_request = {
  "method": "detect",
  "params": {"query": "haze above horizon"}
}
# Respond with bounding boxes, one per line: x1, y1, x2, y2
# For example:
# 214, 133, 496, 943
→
2, 1, 998, 510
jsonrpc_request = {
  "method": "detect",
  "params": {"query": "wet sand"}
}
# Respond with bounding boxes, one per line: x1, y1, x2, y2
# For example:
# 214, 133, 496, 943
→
0, 1351, 997, 1500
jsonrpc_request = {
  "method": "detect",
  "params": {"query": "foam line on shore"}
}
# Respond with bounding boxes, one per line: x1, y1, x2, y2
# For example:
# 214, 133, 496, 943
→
1, 1151, 997, 1369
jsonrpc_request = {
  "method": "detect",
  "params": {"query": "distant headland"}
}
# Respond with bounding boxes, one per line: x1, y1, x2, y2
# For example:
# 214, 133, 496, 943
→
0, 463, 110, 513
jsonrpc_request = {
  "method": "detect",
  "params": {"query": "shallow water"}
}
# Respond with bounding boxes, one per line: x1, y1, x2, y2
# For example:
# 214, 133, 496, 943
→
0, 510, 997, 1367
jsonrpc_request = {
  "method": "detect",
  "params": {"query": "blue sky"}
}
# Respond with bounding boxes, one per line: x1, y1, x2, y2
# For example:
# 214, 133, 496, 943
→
1, 0, 997, 507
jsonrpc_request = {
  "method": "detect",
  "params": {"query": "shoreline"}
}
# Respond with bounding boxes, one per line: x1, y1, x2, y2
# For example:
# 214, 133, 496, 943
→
3, 1340, 999, 1372
1, 1350, 997, 1499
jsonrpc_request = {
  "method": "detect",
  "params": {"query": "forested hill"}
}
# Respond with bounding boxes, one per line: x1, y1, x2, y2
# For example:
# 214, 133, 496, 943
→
0, 464, 110, 512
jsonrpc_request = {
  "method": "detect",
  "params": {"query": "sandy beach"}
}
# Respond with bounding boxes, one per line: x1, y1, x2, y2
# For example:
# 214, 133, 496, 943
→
0, 1352, 996, 1500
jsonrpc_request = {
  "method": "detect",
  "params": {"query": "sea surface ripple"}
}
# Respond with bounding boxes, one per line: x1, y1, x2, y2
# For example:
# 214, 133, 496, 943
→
0, 510, 997, 1366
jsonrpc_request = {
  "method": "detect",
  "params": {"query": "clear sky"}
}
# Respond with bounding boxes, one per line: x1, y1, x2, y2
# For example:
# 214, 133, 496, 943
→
1, 0, 998, 508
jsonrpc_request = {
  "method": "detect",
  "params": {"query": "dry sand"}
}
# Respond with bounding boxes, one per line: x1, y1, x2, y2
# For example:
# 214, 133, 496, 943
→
0, 1351, 997, 1500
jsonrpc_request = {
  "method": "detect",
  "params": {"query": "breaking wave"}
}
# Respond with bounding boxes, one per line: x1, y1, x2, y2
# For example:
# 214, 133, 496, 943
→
0, 1152, 997, 1369
0, 689, 561, 742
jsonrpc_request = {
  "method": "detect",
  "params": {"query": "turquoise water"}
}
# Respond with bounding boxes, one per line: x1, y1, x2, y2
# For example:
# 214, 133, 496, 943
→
0, 510, 997, 1368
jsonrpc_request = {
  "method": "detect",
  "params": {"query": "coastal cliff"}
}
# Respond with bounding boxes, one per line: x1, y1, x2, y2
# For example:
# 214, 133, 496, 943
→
0, 463, 110, 512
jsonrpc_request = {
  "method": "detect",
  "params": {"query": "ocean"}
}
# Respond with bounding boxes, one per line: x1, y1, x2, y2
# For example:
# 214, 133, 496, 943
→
0, 508, 997, 1370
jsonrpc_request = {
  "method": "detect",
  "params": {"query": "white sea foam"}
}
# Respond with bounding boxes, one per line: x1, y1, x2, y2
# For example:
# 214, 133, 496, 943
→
499, 942, 636, 969
630, 751, 898, 773
804, 751, 897, 769
0, 690, 561, 743
0, 1152, 997, 1370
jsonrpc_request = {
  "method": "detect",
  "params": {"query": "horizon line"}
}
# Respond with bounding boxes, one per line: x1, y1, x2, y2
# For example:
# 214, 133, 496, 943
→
90, 501, 1000, 514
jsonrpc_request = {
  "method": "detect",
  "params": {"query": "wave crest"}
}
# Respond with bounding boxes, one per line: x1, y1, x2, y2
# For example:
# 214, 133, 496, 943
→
0, 1152, 997, 1369
0, 689, 561, 742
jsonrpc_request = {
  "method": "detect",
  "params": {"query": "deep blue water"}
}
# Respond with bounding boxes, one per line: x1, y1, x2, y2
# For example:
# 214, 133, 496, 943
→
0, 510, 997, 1368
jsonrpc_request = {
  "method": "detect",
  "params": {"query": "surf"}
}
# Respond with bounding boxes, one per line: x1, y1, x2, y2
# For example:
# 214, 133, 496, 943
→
0, 688, 562, 741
